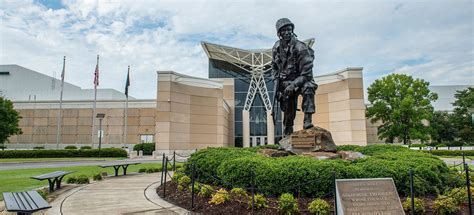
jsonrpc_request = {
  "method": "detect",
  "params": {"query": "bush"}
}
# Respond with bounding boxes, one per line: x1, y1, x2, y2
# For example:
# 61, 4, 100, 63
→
209, 188, 230, 205
278, 193, 299, 215
308, 198, 330, 215
410, 143, 427, 148
188, 182, 201, 194
189, 145, 452, 197
33, 146, 44, 150
184, 147, 255, 183
0, 148, 127, 158
66, 176, 77, 184
93, 173, 103, 181
145, 167, 160, 173
172, 172, 185, 182
133, 143, 155, 155
249, 193, 268, 209
402, 197, 425, 214
37, 188, 48, 199
64, 145, 77, 150
199, 184, 214, 198
445, 187, 471, 205
429, 150, 474, 156
230, 187, 248, 200
75, 175, 90, 184
80, 146, 92, 150
433, 196, 458, 215
138, 168, 147, 173
178, 176, 191, 189
336, 145, 364, 152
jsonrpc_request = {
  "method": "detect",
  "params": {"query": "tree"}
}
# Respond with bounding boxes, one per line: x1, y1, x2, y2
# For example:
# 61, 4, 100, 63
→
366, 74, 438, 144
429, 111, 456, 143
0, 96, 22, 149
451, 87, 473, 144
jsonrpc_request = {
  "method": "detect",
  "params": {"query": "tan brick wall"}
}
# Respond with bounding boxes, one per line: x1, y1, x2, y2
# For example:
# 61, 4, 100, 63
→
9, 106, 157, 146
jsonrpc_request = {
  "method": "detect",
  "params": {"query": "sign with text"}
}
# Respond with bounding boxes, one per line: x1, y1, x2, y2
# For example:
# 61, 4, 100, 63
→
336, 178, 404, 215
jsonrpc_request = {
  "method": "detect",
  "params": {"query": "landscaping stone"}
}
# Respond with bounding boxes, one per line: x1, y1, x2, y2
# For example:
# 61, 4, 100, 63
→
301, 151, 341, 160
336, 151, 365, 161
258, 148, 292, 157
279, 126, 337, 153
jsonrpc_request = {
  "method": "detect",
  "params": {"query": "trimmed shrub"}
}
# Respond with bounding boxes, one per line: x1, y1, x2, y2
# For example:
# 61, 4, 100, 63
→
209, 188, 230, 205
433, 196, 458, 215
278, 193, 298, 215
64, 145, 77, 150
336, 145, 364, 152
402, 197, 425, 214
80, 146, 92, 150
93, 173, 103, 181
0, 148, 127, 158
410, 144, 427, 148
249, 193, 268, 209
199, 184, 214, 198
436, 143, 447, 147
308, 198, 331, 215
33, 146, 44, 150
138, 168, 147, 173
445, 187, 472, 205
429, 150, 474, 156
184, 147, 255, 183
133, 143, 155, 155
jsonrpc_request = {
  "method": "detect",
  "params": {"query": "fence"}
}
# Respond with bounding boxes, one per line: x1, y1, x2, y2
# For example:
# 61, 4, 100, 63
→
159, 152, 473, 214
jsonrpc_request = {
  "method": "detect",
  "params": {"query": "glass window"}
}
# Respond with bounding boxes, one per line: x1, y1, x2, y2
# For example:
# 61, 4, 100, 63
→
234, 121, 243, 136
235, 78, 250, 92
235, 107, 243, 121
235, 137, 243, 147
140, 134, 154, 143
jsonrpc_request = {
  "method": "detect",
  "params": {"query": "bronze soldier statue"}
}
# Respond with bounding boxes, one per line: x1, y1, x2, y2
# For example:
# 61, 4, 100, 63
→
272, 18, 317, 136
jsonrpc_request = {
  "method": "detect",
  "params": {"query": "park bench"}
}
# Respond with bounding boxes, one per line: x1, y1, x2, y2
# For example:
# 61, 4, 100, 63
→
2, 191, 51, 215
31, 171, 73, 192
99, 161, 141, 176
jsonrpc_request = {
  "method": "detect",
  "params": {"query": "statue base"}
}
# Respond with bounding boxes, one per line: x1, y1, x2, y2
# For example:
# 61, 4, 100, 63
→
279, 126, 337, 154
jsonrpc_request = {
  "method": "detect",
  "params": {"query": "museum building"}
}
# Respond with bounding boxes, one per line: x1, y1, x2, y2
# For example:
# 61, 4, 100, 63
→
2, 40, 370, 152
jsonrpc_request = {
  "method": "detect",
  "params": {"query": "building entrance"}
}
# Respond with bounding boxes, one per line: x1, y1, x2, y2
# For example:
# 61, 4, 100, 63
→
250, 136, 267, 147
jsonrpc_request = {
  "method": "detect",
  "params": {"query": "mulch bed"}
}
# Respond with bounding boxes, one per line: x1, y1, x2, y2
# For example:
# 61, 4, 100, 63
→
157, 181, 472, 215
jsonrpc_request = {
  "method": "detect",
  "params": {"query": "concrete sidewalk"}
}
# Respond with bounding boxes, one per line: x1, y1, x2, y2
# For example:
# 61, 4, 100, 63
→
45, 172, 189, 215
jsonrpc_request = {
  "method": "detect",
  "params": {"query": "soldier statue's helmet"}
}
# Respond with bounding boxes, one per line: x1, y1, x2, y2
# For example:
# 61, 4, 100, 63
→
276, 18, 295, 33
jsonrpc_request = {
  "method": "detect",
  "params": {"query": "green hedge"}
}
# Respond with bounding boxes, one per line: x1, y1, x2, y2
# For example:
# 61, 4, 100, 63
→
186, 145, 452, 197
133, 143, 155, 155
0, 148, 127, 158
429, 150, 474, 156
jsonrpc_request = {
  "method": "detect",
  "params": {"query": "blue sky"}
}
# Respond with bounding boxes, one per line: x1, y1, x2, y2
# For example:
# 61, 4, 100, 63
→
0, 0, 472, 99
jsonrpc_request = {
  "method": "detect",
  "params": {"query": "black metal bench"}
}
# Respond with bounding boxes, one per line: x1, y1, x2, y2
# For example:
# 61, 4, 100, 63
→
31, 171, 73, 192
2, 191, 51, 215
99, 161, 141, 176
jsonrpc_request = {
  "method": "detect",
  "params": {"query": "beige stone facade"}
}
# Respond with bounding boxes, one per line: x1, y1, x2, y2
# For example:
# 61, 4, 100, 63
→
8, 100, 157, 148
155, 71, 233, 150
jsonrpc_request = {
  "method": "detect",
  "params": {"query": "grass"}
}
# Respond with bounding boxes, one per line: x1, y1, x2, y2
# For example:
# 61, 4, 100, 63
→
0, 157, 125, 163
437, 155, 474, 160
0, 162, 179, 201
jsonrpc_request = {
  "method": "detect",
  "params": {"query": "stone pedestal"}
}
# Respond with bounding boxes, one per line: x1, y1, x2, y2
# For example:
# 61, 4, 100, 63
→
279, 126, 337, 154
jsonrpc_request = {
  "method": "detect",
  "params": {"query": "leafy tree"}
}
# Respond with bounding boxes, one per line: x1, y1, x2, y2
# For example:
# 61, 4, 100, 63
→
429, 111, 456, 144
366, 74, 438, 144
451, 87, 473, 144
0, 96, 22, 149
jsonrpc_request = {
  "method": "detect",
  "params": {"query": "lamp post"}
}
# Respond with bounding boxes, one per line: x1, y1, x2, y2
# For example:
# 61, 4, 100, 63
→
96, 113, 105, 157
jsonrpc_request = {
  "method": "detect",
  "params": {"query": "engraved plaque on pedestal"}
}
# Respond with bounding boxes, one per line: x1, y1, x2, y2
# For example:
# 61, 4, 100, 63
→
336, 178, 404, 215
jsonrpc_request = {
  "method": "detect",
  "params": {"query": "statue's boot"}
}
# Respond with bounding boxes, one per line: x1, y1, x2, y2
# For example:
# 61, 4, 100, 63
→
284, 126, 293, 136
303, 113, 314, 129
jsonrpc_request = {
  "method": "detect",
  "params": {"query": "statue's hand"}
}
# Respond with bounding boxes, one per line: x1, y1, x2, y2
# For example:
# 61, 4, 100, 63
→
284, 83, 295, 96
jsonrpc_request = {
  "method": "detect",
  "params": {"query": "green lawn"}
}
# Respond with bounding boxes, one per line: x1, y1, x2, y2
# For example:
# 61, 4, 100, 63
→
437, 155, 474, 160
0, 157, 125, 163
0, 162, 173, 201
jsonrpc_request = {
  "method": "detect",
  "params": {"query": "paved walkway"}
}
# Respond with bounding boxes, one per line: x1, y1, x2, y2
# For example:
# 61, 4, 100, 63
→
43, 172, 189, 215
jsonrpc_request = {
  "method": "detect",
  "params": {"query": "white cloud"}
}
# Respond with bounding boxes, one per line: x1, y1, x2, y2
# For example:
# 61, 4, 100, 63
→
0, 0, 472, 99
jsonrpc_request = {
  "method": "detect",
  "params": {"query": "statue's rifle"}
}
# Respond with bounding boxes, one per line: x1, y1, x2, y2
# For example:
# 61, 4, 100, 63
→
271, 72, 281, 126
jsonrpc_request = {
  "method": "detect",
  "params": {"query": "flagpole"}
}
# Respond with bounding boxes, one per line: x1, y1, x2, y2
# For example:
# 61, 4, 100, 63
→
91, 55, 99, 148
124, 66, 130, 149
56, 56, 66, 149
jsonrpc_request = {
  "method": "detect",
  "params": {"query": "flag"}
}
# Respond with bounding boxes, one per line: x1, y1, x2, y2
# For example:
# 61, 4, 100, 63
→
125, 66, 130, 97
94, 56, 99, 87
61, 56, 65, 82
